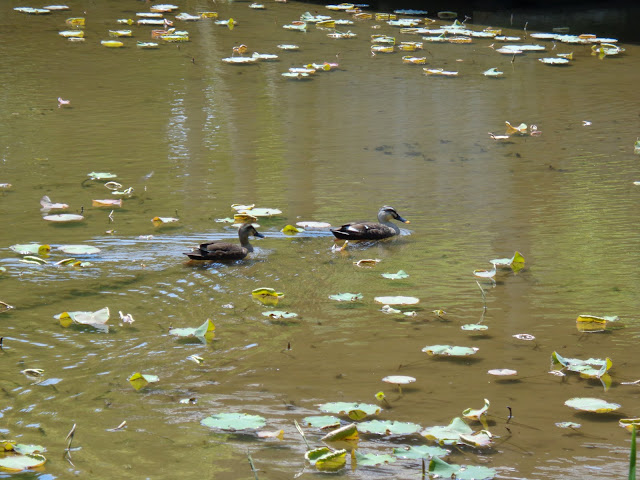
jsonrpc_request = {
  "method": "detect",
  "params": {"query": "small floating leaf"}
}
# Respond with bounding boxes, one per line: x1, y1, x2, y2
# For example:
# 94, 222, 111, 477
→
168, 319, 215, 344
315, 449, 347, 472
152, 216, 179, 224
374, 296, 419, 305
619, 418, 640, 432
58, 245, 100, 255
302, 416, 341, 429
381, 270, 409, 279
128, 372, 159, 391
421, 417, 473, 445
261, 311, 298, 319
576, 314, 620, 332
459, 429, 493, 448
462, 398, 490, 421
329, 292, 363, 302
461, 324, 488, 331
393, 445, 450, 460
428, 456, 496, 480
12, 444, 45, 455
357, 419, 421, 435
20, 256, 48, 265
319, 402, 381, 418
201, 412, 266, 431
88, 172, 117, 180
488, 369, 517, 376
564, 397, 621, 413
92, 199, 123, 207
56, 307, 110, 331
281, 224, 304, 234
43, 214, 84, 222
512, 333, 535, 341
422, 345, 479, 356
354, 258, 380, 267
10, 244, 51, 255
382, 375, 416, 386
555, 422, 581, 429
353, 450, 396, 466
0, 454, 47, 471
296, 221, 331, 230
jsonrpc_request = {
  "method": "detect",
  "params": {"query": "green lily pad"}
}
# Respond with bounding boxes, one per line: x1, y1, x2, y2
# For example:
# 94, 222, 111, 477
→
551, 351, 612, 378
305, 447, 332, 464
168, 319, 215, 344
201, 412, 266, 431
301, 415, 341, 429
234, 207, 282, 217
128, 372, 159, 390
12, 444, 45, 455
422, 345, 479, 357
555, 422, 581, 429
318, 402, 381, 418
0, 454, 47, 471
261, 311, 298, 319
357, 419, 422, 435
10, 244, 50, 255
459, 429, 493, 447
55, 307, 110, 331
20, 256, 48, 265
382, 375, 416, 385
428, 456, 496, 480
88, 172, 117, 180
58, 245, 101, 255
421, 417, 473, 445
329, 293, 363, 302
393, 445, 449, 459
374, 296, 419, 305
576, 314, 620, 332
461, 324, 488, 331
381, 270, 409, 280
353, 450, 396, 466
564, 397, 621, 413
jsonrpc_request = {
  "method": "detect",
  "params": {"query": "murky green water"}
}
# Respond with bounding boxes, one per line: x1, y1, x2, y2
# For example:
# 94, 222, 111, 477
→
1, 1, 639, 478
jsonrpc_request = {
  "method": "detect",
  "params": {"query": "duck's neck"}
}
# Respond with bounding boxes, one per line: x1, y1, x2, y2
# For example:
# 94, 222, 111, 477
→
238, 232, 254, 251
382, 220, 401, 235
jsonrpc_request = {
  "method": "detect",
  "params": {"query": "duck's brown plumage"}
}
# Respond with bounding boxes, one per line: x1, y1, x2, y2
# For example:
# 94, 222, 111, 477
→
184, 224, 264, 261
330, 206, 409, 240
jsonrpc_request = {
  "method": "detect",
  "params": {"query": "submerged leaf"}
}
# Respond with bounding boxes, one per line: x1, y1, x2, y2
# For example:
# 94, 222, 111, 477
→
201, 412, 266, 431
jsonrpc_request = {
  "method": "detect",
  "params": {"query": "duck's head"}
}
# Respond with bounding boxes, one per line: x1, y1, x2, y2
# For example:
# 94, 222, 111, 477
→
380, 206, 410, 224
239, 223, 265, 238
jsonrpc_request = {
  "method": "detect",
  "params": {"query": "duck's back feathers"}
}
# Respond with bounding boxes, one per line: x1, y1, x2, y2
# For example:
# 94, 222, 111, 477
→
330, 222, 397, 240
184, 223, 264, 261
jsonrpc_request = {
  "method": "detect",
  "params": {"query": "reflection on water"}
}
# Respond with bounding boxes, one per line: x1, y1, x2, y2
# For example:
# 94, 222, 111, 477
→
1, 1, 639, 479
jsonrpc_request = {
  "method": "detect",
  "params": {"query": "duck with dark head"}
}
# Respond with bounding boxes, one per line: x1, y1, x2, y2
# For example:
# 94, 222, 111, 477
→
330, 206, 410, 241
184, 223, 264, 261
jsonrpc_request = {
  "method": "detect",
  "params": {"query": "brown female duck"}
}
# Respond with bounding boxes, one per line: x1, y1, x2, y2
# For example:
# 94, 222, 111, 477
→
330, 206, 410, 240
184, 223, 264, 261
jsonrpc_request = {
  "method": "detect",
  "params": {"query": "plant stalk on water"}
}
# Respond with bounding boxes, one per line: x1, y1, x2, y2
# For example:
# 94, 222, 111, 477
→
630, 425, 637, 480
247, 451, 259, 480
294, 419, 310, 450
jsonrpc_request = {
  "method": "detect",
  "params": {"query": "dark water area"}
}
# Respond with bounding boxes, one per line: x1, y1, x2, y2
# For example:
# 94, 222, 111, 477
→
1, 0, 640, 478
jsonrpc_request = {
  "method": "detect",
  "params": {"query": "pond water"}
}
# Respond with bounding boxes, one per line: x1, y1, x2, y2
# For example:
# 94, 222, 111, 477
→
1, 1, 639, 478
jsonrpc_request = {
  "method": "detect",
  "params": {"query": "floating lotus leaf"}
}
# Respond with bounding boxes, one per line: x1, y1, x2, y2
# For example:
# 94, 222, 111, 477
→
354, 259, 380, 267
382, 375, 416, 385
55, 307, 110, 331
488, 369, 517, 376
40, 195, 68, 210
381, 270, 409, 279
93, 199, 122, 207
483, 68, 503, 77
555, 422, 581, 429
296, 221, 331, 230
88, 172, 117, 180
301, 415, 341, 429
393, 445, 450, 459
462, 399, 490, 421
305, 447, 331, 464
10, 244, 50, 255
619, 418, 640, 432
43, 214, 84, 222
11, 444, 45, 455
490, 251, 525, 272
201, 412, 266, 431
428, 456, 496, 479
257, 429, 284, 439
58, 245, 100, 255
551, 351, 611, 378
128, 372, 159, 390
20, 255, 48, 265
168, 319, 215, 344
277, 44, 299, 50
321, 423, 358, 442
353, 450, 396, 466
357, 420, 421, 435
539, 57, 570, 65
564, 397, 621, 413
314, 449, 347, 472
512, 333, 535, 341
319, 402, 381, 418
152, 217, 179, 224
422, 345, 479, 357
381, 305, 401, 314
329, 292, 363, 302
461, 324, 488, 331
261, 311, 298, 319
473, 267, 496, 279
0, 454, 47, 471
374, 296, 419, 305
422, 417, 473, 445
459, 429, 493, 448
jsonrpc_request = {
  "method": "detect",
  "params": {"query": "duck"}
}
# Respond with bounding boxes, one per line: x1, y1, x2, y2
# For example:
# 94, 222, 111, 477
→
330, 206, 410, 240
184, 223, 264, 261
